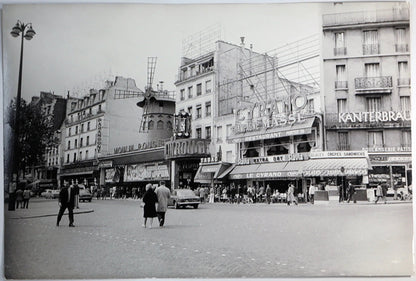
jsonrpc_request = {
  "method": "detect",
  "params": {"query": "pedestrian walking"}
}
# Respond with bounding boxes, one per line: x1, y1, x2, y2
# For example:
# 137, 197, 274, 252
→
73, 183, 80, 208
287, 183, 298, 206
209, 186, 215, 203
22, 188, 31, 208
15, 188, 24, 209
374, 183, 386, 204
142, 183, 158, 228
265, 184, 272, 204
309, 183, 316, 204
347, 182, 356, 203
199, 187, 205, 203
56, 181, 76, 227
155, 181, 171, 227
338, 184, 344, 202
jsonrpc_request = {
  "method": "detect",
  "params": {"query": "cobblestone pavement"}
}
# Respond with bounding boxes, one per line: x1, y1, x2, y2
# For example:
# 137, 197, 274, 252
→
4, 198, 413, 279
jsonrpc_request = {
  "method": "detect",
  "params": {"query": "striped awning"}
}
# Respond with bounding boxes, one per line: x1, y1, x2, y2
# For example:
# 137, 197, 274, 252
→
229, 162, 304, 179
302, 158, 370, 177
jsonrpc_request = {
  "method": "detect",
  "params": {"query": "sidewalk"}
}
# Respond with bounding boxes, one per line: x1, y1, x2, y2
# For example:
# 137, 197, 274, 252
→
5, 198, 94, 219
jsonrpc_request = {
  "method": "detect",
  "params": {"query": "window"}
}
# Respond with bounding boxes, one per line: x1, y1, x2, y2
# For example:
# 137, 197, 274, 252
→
363, 30, 379, 55
196, 83, 202, 96
217, 126, 223, 142
226, 151, 233, 162
67, 141, 71, 150
334, 32, 346, 55
159, 102, 164, 113
73, 153, 77, 162
206, 80, 212, 93
148, 120, 154, 130
81, 124, 84, 132
86, 150, 89, 159
337, 99, 347, 113
181, 68, 188, 80
180, 89, 185, 101
196, 104, 202, 119
98, 104, 102, 112
80, 138, 83, 147
75, 139, 78, 148
335, 65, 347, 88
89, 108, 92, 114
368, 131, 384, 148
402, 131, 411, 146
306, 99, 315, 113
366, 97, 381, 112
400, 96, 410, 113
75, 126, 78, 134
79, 151, 82, 160
226, 124, 232, 139
395, 28, 408, 52
196, 128, 202, 139
398, 61, 410, 86
87, 122, 90, 131
205, 102, 211, 117
187, 106, 193, 116
157, 120, 164, 130
86, 136, 90, 146
205, 126, 211, 139
188, 86, 193, 98
365, 63, 380, 78
66, 154, 69, 163
338, 132, 349, 150
167, 121, 172, 130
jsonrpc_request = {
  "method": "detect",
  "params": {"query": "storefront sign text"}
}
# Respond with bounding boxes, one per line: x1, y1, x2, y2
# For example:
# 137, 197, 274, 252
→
338, 111, 410, 124
98, 160, 113, 168
310, 151, 367, 159
238, 153, 307, 165
165, 139, 211, 159
124, 163, 169, 182
97, 118, 102, 153
229, 171, 301, 179
363, 146, 411, 153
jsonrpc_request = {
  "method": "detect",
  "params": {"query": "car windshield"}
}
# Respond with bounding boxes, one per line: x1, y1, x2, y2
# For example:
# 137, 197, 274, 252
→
177, 190, 196, 197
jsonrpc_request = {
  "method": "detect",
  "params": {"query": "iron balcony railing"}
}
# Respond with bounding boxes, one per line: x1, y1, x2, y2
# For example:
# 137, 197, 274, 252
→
355, 76, 392, 90
334, 47, 347, 56
335, 81, 348, 89
395, 44, 409, 52
398, 78, 411, 86
323, 7, 409, 27
363, 44, 379, 55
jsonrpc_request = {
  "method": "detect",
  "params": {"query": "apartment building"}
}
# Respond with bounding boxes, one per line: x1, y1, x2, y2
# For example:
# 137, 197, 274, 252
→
322, 2, 411, 188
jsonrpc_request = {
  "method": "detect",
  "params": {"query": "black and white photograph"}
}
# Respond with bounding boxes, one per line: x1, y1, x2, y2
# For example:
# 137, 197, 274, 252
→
1, 1, 414, 279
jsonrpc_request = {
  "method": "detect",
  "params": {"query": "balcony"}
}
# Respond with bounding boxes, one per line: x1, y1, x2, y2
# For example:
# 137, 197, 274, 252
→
335, 81, 348, 89
323, 7, 409, 27
334, 47, 347, 56
398, 78, 411, 86
354, 76, 392, 94
363, 44, 379, 55
395, 44, 409, 53
176, 67, 214, 84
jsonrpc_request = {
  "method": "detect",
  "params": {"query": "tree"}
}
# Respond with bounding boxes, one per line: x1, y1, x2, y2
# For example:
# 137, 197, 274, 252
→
8, 98, 57, 176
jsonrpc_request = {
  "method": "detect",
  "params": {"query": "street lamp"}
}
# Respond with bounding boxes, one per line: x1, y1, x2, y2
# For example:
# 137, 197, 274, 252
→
8, 20, 36, 211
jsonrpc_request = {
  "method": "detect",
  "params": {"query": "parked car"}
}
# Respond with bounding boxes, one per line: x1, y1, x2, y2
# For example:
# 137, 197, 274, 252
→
41, 189, 59, 199
78, 185, 92, 202
386, 186, 409, 200
168, 189, 200, 209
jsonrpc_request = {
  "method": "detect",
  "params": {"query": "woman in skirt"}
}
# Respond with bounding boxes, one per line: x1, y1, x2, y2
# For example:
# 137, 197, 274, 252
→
142, 183, 158, 228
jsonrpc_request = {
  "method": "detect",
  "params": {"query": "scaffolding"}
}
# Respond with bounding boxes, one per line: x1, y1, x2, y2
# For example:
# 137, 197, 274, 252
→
182, 23, 222, 59
218, 34, 320, 115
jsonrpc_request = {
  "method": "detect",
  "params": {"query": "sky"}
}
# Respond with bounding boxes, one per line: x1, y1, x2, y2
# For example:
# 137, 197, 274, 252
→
2, 1, 405, 104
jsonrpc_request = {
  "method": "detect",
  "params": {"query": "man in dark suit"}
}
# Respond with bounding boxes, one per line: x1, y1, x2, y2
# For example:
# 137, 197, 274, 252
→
57, 181, 76, 227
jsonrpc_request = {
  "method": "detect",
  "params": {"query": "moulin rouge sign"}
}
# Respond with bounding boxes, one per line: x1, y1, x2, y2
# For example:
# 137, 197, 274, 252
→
338, 111, 410, 123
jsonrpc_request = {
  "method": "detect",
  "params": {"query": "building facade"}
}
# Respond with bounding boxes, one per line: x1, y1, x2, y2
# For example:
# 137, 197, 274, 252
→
322, 2, 411, 190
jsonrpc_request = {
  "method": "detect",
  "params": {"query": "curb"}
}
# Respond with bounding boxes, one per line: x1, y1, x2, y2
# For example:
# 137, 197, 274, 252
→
8, 209, 94, 219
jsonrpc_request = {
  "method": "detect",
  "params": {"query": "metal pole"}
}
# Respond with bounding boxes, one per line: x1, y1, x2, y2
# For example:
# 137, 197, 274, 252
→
9, 27, 25, 211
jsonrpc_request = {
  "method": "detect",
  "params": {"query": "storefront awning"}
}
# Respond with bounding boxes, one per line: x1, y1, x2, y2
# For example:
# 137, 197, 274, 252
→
302, 158, 370, 177
200, 164, 222, 174
230, 117, 316, 143
229, 161, 303, 179
60, 171, 94, 177
216, 164, 236, 179
195, 163, 233, 182
194, 166, 213, 183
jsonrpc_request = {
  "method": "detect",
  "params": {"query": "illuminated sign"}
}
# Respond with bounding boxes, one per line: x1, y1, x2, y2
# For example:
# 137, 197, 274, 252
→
113, 139, 166, 154
338, 111, 410, 123
238, 153, 307, 165
165, 138, 211, 159
97, 118, 102, 153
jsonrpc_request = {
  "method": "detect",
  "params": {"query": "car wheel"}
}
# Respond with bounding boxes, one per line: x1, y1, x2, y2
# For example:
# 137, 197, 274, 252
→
193, 204, 199, 209
175, 201, 180, 209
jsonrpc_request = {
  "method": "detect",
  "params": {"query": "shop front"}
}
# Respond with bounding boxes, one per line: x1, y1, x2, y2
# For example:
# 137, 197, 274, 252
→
194, 157, 233, 188
59, 161, 99, 187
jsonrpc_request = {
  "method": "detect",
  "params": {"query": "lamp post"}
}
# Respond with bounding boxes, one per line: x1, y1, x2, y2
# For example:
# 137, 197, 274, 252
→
8, 20, 36, 211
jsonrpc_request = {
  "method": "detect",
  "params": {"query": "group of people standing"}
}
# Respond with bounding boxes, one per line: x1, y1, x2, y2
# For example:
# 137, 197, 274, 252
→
15, 187, 31, 209
141, 181, 171, 228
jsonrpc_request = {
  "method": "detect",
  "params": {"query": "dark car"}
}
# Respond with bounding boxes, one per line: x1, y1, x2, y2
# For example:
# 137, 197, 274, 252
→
168, 189, 200, 209
78, 185, 92, 202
